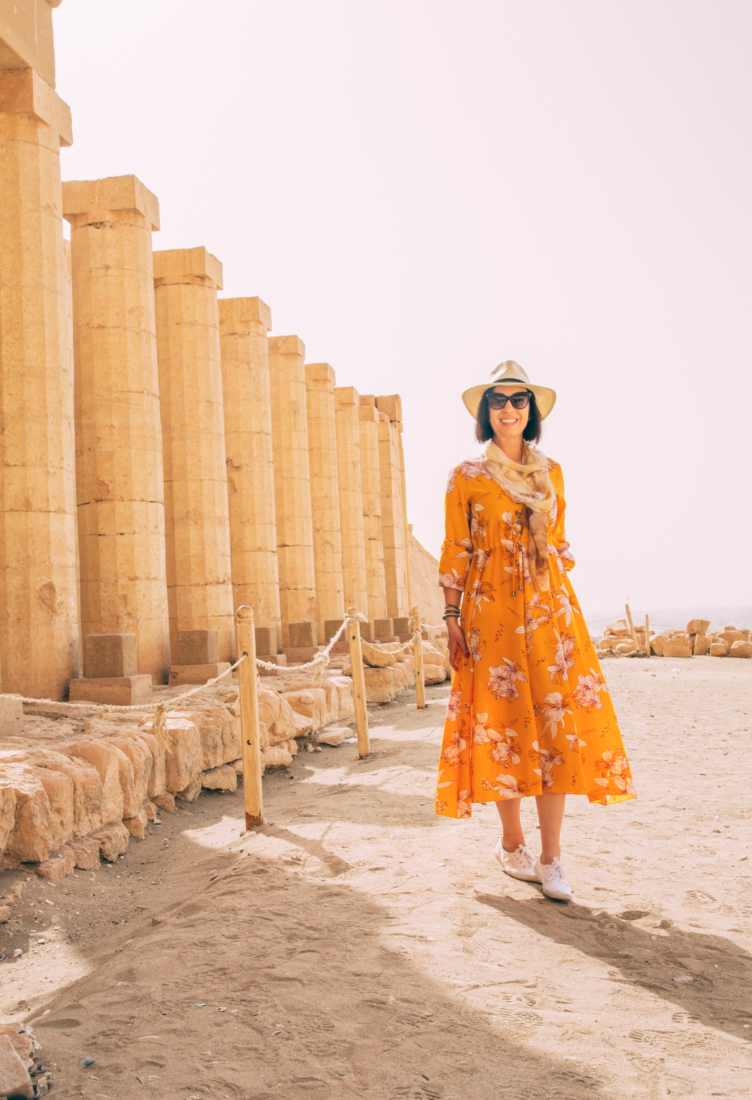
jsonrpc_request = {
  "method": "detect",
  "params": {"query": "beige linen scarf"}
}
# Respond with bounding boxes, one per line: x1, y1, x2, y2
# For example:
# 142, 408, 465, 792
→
484, 440, 556, 592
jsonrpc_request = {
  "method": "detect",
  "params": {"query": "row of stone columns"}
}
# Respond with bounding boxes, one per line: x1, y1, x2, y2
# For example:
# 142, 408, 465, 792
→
0, 144, 413, 696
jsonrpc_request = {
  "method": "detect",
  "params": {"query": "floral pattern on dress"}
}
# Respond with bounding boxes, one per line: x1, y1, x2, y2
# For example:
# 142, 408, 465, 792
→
434, 458, 634, 816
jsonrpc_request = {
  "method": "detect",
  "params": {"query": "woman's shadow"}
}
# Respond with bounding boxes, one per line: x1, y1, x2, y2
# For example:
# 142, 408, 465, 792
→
475, 888, 752, 1042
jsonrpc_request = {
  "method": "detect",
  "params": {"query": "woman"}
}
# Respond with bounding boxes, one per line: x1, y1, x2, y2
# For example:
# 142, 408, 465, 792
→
436, 361, 634, 902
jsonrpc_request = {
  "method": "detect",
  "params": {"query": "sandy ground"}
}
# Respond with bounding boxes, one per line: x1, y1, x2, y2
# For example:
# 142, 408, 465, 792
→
1, 657, 751, 1100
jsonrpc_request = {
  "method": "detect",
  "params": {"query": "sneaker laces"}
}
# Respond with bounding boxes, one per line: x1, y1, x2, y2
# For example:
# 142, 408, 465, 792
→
544, 858, 568, 884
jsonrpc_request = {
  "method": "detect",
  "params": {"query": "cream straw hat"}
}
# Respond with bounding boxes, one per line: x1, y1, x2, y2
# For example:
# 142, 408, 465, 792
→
462, 360, 557, 420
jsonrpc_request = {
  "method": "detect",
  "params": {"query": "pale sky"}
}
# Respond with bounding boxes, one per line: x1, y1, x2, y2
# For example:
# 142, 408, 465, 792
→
54, 1, 751, 623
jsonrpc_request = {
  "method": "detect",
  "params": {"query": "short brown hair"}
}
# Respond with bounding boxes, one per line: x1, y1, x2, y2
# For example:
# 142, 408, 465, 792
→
475, 389, 542, 445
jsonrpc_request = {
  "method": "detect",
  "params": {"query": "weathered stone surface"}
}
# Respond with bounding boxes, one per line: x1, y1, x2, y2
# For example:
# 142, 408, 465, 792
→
0, 1033, 34, 1100
177, 776, 202, 802
686, 619, 710, 636
282, 689, 328, 731
0, 696, 24, 737
123, 807, 148, 840
0, 1022, 35, 1070
83, 634, 138, 679
362, 666, 402, 703
168, 662, 230, 686
710, 642, 729, 656
64, 741, 123, 825
67, 836, 100, 871
257, 689, 298, 746
663, 639, 692, 658
107, 735, 152, 811
135, 730, 167, 799
153, 792, 175, 814
185, 701, 241, 771
0, 783, 17, 862
230, 758, 243, 775
718, 630, 746, 646
314, 727, 350, 746
69, 674, 152, 706
393, 616, 410, 635
324, 619, 345, 643
26, 749, 102, 838
150, 713, 202, 794
32, 846, 76, 880
328, 675, 355, 721
143, 800, 158, 821
3, 759, 75, 854
650, 634, 668, 657
424, 660, 447, 685
201, 764, 237, 792
93, 822, 130, 861
288, 621, 318, 648
693, 634, 710, 656
0, 765, 54, 865
730, 640, 752, 658
255, 626, 277, 657
262, 742, 294, 769
0, 905, 9, 923
373, 619, 394, 639
361, 640, 396, 668
178, 628, 219, 665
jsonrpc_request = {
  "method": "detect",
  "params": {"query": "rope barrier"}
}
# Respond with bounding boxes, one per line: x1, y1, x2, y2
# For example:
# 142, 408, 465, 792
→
2, 655, 248, 716
256, 610, 368, 674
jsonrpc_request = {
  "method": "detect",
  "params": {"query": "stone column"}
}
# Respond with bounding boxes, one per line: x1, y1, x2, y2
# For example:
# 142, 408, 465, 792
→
218, 297, 281, 652
357, 399, 387, 621
334, 387, 368, 618
267, 336, 316, 649
376, 398, 409, 620
153, 247, 234, 663
377, 394, 414, 616
0, 68, 79, 698
63, 175, 170, 683
305, 363, 345, 638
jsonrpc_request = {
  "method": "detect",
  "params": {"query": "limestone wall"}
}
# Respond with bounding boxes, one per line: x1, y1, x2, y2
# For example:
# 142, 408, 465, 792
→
408, 528, 445, 627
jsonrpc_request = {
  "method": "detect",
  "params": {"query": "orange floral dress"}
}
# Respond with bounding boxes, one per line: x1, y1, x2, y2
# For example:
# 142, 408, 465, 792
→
435, 456, 635, 819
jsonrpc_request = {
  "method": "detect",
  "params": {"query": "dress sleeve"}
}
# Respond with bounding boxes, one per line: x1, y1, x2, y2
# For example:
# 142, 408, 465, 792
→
437, 467, 472, 590
548, 463, 576, 572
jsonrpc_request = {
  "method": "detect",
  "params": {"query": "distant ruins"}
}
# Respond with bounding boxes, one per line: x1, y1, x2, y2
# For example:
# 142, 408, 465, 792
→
0, 0, 443, 706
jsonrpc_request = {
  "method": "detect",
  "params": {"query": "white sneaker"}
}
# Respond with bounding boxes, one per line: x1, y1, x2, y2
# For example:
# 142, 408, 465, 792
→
494, 839, 541, 883
534, 856, 573, 901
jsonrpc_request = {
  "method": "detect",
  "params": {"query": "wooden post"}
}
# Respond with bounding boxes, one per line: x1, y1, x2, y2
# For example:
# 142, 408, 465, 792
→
411, 606, 426, 709
645, 614, 650, 658
625, 603, 640, 655
235, 605, 263, 828
346, 607, 370, 758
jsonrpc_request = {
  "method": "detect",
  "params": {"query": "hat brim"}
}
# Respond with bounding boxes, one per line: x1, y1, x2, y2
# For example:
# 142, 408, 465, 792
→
461, 381, 557, 420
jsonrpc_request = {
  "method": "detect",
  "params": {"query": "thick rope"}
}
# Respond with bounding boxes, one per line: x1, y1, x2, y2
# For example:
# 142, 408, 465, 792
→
256, 610, 368, 674
3, 655, 248, 716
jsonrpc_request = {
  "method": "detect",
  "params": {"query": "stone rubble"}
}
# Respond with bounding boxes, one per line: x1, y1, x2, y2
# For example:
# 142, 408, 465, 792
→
597, 618, 750, 660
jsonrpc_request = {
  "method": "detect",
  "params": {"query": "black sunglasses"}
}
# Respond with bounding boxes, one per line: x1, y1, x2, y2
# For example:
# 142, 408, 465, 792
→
486, 390, 532, 410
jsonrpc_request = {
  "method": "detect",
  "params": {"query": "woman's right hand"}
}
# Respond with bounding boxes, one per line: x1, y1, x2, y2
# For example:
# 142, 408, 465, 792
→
447, 618, 469, 671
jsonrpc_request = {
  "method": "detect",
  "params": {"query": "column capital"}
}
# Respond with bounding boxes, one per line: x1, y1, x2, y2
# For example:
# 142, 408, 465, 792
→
305, 363, 336, 386
62, 175, 159, 230
376, 394, 402, 424
268, 335, 305, 358
153, 247, 223, 290
0, 67, 72, 145
334, 386, 360, 406
218, 297, 272, 335
358, 404, 380, 424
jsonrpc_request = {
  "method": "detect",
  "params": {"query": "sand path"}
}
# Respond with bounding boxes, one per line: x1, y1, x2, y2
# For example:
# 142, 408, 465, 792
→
1, 657, 751, 1099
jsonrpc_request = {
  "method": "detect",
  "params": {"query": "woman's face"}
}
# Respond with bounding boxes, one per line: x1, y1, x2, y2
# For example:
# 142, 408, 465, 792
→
487, 384, 529, 446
